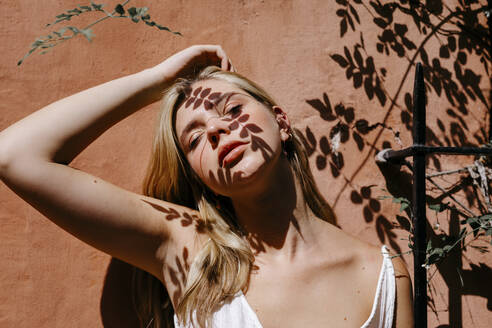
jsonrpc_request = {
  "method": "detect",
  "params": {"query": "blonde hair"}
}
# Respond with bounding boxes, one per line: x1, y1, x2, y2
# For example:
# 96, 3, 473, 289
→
133, 66, 337, 327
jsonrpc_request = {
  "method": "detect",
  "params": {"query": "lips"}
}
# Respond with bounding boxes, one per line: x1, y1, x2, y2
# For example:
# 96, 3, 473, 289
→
218, 141, 249, 167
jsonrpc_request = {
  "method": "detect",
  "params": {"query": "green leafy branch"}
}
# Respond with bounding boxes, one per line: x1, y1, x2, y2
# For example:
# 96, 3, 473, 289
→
45, 2, 105, 27
425, 213, 491, 268
18, 0, 181, 66
379, 194, 413, 214
378, 192, 491, 274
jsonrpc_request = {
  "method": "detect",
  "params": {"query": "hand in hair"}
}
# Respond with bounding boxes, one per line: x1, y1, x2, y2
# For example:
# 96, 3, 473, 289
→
154, 45, 235, 83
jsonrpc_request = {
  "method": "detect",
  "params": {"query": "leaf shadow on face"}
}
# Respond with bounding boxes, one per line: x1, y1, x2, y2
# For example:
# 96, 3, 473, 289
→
206, 110, 299, 256
208, 107, 275, 188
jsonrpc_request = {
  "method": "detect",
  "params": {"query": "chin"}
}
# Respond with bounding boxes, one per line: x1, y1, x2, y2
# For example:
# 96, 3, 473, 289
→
224, 158, 278, 197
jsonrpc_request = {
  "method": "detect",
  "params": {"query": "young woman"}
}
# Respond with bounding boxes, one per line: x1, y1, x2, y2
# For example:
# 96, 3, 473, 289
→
0, 45, 413, 327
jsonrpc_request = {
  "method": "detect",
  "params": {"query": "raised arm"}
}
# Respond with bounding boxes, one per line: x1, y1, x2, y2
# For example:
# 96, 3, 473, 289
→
0, 45, 232, 280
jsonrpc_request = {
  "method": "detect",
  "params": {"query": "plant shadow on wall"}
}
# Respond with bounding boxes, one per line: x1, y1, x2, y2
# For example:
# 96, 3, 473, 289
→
298, 0, 491, 326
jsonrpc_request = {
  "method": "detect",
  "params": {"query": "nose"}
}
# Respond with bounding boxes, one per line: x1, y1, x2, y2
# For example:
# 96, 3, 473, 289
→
206, 117, 230, 148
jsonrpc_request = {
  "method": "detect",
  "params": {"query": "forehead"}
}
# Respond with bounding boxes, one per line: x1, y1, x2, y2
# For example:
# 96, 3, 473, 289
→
181, 79, 242, 111
175, 79, 244, 129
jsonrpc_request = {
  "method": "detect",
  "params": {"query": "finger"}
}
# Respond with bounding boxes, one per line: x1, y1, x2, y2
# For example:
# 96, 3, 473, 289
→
213, 46, 230, 71
195, 45, 231, 71
229, 59, 236, 73
220, 54, 229, 71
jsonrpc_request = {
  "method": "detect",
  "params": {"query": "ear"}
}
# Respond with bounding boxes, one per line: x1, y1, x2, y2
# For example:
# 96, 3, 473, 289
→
273, 106, 291, 141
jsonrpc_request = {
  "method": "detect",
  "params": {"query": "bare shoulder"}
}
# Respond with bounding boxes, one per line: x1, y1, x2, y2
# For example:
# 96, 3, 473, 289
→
323, 229, 384, 293
327, 229, 383, 273
318, 224, 414, 327
320, 225, 383, 274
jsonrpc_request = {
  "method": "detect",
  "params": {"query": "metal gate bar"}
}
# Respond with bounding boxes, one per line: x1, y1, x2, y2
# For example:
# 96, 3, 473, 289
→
375, 63, 492, 328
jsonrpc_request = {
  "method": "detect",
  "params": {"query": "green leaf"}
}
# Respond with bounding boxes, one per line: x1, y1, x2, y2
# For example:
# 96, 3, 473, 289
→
91, 1, 104, 11
47, 4, 96, 27
392, 197, 409, 204
137, 7, 149, 15
67, 9, 82, 15
128, 7, 137, 16
66, 26, 81, 35
114, 4, 125, 15
400, 202, 409, 212
156, 24, 171, 31
80, 28, 94, 42
429, 203, 446, 213
478, 214, 492, 223
17, 47, 37, 66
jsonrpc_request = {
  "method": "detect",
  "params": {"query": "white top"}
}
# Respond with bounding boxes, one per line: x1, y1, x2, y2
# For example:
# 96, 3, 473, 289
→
174, 245, 395, 328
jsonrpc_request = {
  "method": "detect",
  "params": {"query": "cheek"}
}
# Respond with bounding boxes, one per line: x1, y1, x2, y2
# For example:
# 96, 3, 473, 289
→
258, 115, 282, 145
187, 145, 212, 180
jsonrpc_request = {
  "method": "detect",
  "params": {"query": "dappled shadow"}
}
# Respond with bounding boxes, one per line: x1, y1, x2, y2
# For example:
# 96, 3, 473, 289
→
301, 2, 491, 323
140, 199, 203, 306
207, 102, 274, 187
141, 199, 201, 230
316, 0, 491, 198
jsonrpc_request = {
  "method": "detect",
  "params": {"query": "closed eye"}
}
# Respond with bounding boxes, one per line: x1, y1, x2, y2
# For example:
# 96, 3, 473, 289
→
189, 133, 203, 150
226, 104, 242, 116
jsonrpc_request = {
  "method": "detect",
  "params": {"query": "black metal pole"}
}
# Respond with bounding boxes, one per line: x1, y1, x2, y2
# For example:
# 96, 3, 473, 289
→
488, 1, 492, 142
374, 62, 492, 327
412, 63, 427, 328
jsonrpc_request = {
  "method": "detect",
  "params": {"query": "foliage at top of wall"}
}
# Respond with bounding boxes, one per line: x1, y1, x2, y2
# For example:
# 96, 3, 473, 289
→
17, 0, 181, 66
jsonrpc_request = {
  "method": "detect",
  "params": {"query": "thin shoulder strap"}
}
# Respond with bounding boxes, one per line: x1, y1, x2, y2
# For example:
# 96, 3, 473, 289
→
360, 245, 396, 328
378, 245, 396, 328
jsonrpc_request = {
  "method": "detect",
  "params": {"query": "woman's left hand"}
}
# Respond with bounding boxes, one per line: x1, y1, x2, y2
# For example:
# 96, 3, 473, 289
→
150, 45, 235, 87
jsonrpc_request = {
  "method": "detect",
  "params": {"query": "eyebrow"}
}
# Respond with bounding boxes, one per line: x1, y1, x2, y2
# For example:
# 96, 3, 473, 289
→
178, 92, 246, 146
213, 92, 236, 108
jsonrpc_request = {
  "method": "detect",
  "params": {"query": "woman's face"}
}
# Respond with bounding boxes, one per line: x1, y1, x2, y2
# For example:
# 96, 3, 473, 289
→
174, 79, 289, 197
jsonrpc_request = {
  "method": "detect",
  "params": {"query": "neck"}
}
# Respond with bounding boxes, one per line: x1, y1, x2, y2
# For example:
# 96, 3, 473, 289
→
230, 156, 320, 263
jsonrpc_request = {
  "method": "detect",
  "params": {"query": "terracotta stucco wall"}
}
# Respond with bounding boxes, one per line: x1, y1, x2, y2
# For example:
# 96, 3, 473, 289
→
1, 0, 490, 327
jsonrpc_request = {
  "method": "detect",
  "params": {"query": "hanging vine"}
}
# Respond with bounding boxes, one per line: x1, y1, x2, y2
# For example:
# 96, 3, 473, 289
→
17, 0, 181, 66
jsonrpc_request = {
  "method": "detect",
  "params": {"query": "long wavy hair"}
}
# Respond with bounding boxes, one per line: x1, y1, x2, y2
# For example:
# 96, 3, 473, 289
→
133, 66, 337, 327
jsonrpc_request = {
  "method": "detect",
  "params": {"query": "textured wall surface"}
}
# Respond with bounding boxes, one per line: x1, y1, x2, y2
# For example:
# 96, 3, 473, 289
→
0, 0, 490, 327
